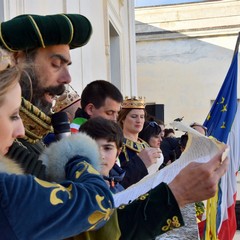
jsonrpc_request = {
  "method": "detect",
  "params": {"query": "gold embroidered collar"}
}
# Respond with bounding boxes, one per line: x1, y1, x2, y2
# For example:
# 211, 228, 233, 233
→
123, 137, 149, 153
19, 98, 53, 143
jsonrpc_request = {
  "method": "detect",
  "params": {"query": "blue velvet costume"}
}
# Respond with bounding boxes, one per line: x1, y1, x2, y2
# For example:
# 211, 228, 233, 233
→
0, 134, 114, 240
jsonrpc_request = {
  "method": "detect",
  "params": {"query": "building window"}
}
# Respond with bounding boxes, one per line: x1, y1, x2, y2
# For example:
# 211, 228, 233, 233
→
109, 22, 121, 90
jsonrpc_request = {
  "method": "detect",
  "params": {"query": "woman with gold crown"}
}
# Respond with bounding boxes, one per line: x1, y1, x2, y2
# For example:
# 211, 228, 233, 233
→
117, 96, 162, 188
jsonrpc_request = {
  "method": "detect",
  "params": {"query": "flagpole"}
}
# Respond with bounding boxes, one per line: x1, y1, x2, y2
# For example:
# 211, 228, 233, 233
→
233, 32, 240, 59
203, 31, 239, 239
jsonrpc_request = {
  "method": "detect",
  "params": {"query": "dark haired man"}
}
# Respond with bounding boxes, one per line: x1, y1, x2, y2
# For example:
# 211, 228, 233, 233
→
71, 80, 123, 133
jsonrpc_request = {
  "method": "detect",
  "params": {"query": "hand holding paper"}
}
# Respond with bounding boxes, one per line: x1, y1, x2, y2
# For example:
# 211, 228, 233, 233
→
114, 121, 229, 208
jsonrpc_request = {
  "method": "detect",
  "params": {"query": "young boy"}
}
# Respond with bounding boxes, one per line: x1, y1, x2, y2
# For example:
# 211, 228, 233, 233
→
80, 117, 125, 193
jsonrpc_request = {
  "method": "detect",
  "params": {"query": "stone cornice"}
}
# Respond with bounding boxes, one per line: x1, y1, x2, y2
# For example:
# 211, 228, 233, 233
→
135, 0, 240, 41
136, 24, 240, 41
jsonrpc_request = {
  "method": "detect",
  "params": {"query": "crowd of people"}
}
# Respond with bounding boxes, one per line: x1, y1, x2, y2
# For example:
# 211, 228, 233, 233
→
0, 13, 229, 239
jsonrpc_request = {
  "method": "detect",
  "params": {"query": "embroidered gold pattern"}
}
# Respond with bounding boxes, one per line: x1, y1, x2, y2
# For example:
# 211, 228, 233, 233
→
34, 163, 112, 230
117, 194, 149, 210
138, 193, 149, 201
75, 161, 100, 179
34, 178, 72, 205
87, 195, 113, 230
122, 138, 149, 162
118, 204, 126, 209
20, 98, 53, 143
162, 216, 181, 232
124, 138, 149, 153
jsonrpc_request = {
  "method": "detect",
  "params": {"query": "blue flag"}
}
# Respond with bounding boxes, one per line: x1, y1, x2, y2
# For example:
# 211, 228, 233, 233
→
203, 52, 238, 143
202, 35, 239, 240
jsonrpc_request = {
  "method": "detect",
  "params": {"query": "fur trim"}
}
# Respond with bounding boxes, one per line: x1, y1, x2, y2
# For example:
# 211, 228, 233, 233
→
0, 155, 24, 175
40, 132, 100, 182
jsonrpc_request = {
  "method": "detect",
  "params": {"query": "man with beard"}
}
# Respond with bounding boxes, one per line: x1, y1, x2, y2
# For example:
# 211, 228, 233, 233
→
0, 13, 231, 240
1, 13, 92, 178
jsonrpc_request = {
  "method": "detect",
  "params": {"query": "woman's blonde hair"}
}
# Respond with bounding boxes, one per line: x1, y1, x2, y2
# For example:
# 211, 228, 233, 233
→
0, 48, 22, 106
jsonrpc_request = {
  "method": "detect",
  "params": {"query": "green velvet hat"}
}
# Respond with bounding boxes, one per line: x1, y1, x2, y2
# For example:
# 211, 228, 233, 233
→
0, 13, 92, 52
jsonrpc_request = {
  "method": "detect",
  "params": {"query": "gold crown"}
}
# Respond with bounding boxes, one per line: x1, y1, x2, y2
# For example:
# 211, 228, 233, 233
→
52, 85, 81, 113
121, 96, 145, 109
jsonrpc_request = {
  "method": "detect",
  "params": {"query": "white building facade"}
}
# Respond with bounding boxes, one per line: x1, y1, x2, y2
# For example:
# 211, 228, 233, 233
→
0, 0, 137, 96
135, 0, 240, 128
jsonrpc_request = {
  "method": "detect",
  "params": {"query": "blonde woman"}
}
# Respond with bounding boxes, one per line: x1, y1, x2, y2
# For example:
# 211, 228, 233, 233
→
0, 48, 113, 239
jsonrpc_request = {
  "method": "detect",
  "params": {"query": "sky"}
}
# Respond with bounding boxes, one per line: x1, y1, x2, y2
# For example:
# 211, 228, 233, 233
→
135, 0, 207, 7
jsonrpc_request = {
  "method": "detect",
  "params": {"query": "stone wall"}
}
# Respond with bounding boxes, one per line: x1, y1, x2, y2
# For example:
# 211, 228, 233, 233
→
136, 0, 240, 128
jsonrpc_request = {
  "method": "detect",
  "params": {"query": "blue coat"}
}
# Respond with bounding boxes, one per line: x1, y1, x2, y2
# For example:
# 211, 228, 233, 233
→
0, 133, 114, 240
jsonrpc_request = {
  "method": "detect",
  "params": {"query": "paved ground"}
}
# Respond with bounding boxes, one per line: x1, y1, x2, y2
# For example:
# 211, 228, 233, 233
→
234, 230, 240, 239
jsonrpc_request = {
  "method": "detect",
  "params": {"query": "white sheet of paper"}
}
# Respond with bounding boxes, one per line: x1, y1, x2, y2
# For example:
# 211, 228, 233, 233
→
114, 121, 226, 207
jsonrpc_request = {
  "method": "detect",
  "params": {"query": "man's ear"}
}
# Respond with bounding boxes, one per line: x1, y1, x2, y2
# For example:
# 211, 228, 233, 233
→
116, 148, 122, 158
84, 103, 95, 116
13, 51, 26, 64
